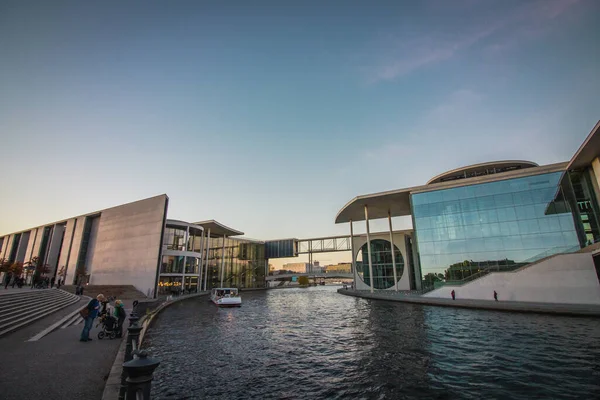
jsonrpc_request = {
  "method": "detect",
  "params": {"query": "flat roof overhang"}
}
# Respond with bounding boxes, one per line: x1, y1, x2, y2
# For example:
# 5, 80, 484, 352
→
335, 162, 568, 224
567, 120, 600, 170
335, 187, 415, 224
166, 219, 205, 236
192, 220, 244, 237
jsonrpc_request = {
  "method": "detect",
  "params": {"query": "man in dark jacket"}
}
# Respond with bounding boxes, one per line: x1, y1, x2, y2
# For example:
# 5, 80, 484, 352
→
80, 294, 104, 342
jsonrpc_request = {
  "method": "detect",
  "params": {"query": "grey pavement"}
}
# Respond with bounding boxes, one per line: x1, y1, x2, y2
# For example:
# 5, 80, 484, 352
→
0, 297, 128, 400
338, 289, 600, 316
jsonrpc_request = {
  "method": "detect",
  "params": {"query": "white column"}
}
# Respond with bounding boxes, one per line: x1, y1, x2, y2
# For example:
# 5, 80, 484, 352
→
183, 227, 190, 292
220, 236, 227, 287
350, 220, 356, 289
203, 229, 211, 291
198, 228, 205, 292
365, 205, 374, 293
388, 210, 398, 292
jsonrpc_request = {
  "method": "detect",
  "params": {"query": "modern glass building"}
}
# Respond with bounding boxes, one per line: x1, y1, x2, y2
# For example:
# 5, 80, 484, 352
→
336, 121, 600, 297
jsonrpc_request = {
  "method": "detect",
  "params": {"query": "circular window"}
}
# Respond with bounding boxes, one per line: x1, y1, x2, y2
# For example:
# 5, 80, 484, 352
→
356, 239, 404, 289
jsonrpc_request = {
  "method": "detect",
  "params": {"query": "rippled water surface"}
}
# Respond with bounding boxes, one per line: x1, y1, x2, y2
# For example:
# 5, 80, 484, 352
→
144, 287, 600, 399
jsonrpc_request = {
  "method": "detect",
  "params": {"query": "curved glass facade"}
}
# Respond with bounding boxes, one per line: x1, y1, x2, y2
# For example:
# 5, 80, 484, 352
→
356, 239, 404, 289
412, 172, 582, 287
204, 237, 266, 290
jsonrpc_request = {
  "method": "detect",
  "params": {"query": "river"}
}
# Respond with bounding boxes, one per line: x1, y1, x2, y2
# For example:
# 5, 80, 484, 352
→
143, 286, 600, 399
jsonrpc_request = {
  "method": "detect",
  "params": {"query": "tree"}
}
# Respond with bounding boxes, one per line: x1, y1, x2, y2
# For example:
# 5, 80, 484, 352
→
0, 258, 10, 273
9, 262, 24, 277
298, 276, 309, 286
23, 256, 38, 283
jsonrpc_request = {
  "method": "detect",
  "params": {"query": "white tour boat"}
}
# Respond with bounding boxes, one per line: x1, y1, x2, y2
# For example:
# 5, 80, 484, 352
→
210, 288, 242, 307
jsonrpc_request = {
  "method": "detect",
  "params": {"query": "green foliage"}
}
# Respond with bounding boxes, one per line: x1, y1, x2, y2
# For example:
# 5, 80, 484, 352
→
298, 276, 309, 285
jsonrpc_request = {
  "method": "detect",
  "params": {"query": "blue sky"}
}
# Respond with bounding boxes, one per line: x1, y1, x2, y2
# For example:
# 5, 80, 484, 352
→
1, 0, 599, 255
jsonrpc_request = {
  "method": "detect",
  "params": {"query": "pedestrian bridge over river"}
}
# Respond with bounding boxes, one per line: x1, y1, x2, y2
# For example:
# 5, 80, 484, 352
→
266, 273, 353, 281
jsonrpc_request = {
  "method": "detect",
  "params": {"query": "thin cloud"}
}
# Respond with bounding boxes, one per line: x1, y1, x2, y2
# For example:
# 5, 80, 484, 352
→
366, 0, 584, 83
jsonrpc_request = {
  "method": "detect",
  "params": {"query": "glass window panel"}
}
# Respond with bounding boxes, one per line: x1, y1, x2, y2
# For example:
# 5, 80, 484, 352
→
562, 231, 580, 247
497, 207, 517, 222
463, 211, 480, 225
477, 195, 496, 211
559, 214, 576, 232
460, 198, 478, 212
416, 217, 431, 230
480, 209, 499, 224
494, 193, 514, 208
441, 188, 460, 202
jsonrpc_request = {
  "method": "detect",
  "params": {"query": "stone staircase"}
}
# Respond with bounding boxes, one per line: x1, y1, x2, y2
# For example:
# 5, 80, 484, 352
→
61, 285, 147, 300
0, 289, 80, 337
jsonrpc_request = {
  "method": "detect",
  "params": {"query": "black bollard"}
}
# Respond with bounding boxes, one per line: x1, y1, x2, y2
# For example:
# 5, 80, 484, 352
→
119, 318, 144, 399
123, 350, 160, 400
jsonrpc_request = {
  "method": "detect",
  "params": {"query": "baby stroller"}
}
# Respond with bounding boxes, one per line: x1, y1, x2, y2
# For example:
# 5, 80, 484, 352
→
97, 312, 118, 340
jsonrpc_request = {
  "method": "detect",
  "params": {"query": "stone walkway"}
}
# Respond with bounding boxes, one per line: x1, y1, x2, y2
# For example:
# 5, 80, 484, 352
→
0, 297, 132, 400
338, 289, 600, 317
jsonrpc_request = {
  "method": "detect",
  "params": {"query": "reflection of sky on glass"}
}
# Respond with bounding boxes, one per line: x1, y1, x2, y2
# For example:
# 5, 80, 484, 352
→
1, 0, 599, 262
413, 172, 582, 278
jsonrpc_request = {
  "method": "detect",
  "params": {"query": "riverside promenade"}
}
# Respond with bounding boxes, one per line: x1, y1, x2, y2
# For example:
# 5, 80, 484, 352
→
338, 289, 600, 317
0, 290, 137, 400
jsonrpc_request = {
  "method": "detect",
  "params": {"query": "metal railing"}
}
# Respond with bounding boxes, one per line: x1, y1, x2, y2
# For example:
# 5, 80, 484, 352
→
118, 300, 161, 400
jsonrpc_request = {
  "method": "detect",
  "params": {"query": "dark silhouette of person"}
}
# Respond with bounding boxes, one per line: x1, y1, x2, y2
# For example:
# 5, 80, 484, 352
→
451, 290, 455, 300
494, 290, 498, 301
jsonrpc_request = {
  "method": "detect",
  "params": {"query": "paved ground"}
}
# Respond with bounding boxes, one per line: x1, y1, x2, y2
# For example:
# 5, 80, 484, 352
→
0, 296, 129, 400
338, 289, 600, 316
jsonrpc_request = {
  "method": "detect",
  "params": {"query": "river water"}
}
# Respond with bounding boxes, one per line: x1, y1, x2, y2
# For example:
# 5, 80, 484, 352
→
144, 286, 600, 399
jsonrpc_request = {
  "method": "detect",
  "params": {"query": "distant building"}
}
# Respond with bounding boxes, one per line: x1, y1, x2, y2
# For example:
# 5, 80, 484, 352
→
326, 263, 352, 273
282, 262, 310, 273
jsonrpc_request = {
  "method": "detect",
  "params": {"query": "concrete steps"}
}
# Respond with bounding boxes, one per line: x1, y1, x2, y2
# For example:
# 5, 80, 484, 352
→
0, 289, 80, 337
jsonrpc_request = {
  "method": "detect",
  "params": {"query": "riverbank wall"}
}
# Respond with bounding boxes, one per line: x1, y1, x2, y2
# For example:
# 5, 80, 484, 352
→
337, 289, 600, 317
102, 291, 209, 400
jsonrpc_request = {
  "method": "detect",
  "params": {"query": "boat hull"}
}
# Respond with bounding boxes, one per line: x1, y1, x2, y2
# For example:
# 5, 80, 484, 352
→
211, 298, 242, 307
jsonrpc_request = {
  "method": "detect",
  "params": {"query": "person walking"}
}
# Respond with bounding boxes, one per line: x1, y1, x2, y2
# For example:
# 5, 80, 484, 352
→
50, 277, 55, 288
4, 273, 12, 289
494, 290, 498, 301
80, 294, 104, 342
451, 290, 456, 300
114, 300, 127, 338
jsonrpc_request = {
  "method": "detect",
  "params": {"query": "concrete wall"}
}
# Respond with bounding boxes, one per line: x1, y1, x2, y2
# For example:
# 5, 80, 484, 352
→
24, 228, 38, 264
64, 217, 86, 285
353, 231, 411, 291
56, 219, 76, 279
423, 253, 600, 304
87, 195, 167, 298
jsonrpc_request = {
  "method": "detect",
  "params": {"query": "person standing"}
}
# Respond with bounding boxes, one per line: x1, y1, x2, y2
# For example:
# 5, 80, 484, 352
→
451, 290, 456, 300
50, 277, 55, 288
80, 294, 104, 342
4, 273, 12, 289
114, 300, 127, 338
494, 290, 498, 301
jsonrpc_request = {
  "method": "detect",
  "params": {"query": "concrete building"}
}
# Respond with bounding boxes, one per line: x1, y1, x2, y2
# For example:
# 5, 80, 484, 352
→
336, 121, 600, 304
282, 262, 311, 273
325, 263, 352, 273
0, 196, 267, 297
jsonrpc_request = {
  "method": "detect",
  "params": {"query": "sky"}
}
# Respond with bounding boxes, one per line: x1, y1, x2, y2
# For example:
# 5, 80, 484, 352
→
1, 0, 599, 268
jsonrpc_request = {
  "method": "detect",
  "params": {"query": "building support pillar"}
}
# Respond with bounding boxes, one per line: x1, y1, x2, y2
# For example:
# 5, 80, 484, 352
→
364, 205, 374, 293
198, 228, 205, 292
203, 229, 210, 291
220, 236, 227, 288
388, 210, 398, 292
350, 220, 356, 289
